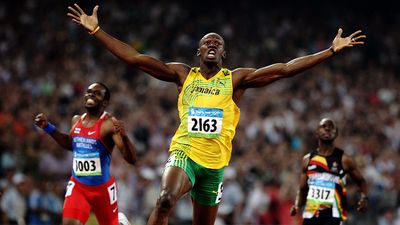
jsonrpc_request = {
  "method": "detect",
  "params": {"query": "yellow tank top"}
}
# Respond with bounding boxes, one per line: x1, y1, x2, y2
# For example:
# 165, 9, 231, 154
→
169, 67, 240, 169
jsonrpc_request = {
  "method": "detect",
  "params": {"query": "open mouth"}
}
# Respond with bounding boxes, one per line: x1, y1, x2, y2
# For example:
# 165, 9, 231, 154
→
207, 49, 216, 58
322, 133, 332, 139
86, 98, 95, 105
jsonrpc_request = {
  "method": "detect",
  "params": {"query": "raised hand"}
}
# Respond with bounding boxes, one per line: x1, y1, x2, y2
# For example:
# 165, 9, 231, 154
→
34, 113, 49, 129
67, 3, 99, 32
331, 28, 366, 53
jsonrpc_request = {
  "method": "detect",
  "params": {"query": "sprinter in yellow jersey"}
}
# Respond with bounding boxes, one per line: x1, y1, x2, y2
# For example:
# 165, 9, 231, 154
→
68, 4, 366, 225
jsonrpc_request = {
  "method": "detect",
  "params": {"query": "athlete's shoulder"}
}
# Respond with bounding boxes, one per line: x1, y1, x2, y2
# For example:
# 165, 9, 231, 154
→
166, 62, 191, 75
301, 153, 311, 170
71, 114, 83, 125
100, 114, 118, 136
231, 68, 257, 85
167, 62, 191, 68
302, 153, 313, 164
102, 113, 117, 125
231, 67, 256, 75
221, 68, 232, 76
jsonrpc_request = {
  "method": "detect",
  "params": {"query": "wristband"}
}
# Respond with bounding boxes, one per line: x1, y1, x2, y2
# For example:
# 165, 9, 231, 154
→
89, 26, 100, 35
43, 122, 56, 134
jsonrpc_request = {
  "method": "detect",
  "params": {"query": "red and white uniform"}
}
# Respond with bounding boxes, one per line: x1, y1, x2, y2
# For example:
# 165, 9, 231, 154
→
63, 112, 119, 225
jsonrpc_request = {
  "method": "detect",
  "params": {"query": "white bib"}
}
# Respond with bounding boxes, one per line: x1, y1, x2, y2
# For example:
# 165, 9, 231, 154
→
73, 152, 102, 176
307, 178, 335, 204
187, 107, 223, 138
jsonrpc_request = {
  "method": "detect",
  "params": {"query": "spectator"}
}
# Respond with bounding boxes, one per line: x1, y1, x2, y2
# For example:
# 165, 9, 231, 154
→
0, 173, 30, 225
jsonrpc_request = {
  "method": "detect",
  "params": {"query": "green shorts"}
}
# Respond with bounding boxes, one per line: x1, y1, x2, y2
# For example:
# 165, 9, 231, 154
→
165, 150, 224, 206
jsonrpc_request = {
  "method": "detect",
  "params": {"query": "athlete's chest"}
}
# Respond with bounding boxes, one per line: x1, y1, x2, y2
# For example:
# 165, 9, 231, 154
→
71, 119, 105, 151
183, 76, 231, 104
72, 124, 100, 138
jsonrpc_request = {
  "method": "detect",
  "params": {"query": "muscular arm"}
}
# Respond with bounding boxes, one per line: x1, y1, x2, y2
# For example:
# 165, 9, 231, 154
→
234, 49, 333, 88
49, 130, 73, 151
342, 154, 368, 212
34, 113, 76, 151
291, 154, 310, 216
233, 28, 366, 89
105, 118, 137, 165
49, 116, 80, 151
94, 30, 190, 83
296, 155, 310, 208
113, 132, 137, 165
68, 4, 190, 84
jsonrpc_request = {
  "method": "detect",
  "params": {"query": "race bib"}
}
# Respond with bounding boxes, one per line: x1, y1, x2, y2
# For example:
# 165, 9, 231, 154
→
73, 152, 102, 176
307, 179, 335, 204
188, 107, 223, 138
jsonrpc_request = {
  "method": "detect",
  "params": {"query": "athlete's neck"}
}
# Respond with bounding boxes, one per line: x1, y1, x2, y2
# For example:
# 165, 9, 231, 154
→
317, 142, 335, 156
199, 62, 221, 79
200, 66, 221, 79
86, 109, 104, 119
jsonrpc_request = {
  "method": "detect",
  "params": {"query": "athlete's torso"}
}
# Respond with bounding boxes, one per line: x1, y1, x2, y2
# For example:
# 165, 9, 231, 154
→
170, 67, 240, 169
70, 112, 113, 186
303, 148, 348, 220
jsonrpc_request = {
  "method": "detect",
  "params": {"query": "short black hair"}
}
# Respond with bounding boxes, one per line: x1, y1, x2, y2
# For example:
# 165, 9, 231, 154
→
199, 32, 225, 48
94, 82, 111, 101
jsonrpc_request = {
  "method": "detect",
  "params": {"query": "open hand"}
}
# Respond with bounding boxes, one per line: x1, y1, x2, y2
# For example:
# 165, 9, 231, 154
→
67, 3, 99, 32
331, 28, 366, 53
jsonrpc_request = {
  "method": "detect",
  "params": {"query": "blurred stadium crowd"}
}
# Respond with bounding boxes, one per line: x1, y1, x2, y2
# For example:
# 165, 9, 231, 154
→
0, 0, 399, 224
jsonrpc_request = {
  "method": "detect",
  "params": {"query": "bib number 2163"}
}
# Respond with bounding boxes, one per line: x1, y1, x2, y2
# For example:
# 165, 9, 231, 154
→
188, 107, 223, 138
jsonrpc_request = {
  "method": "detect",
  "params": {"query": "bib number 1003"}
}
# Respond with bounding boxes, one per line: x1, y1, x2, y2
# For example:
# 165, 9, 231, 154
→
75, 160, 96, 172
73, 157, 102, 176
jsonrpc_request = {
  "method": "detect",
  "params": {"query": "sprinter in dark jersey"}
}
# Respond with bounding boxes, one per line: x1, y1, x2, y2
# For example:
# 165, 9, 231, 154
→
290, 118, 368, 225
35, 82, 136, 225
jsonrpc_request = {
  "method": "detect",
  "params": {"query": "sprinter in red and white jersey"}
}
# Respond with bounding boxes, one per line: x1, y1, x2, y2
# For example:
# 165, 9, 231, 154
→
35, 82, 137, 225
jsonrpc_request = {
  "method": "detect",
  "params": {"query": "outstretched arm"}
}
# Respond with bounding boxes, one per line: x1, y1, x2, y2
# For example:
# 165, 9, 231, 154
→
290, 154, 310, 216
343, 154, 368, 213
34, 113, 75, 151
234, 28, 366, 89
67, 4, 190, 84
110, 118, 137, 165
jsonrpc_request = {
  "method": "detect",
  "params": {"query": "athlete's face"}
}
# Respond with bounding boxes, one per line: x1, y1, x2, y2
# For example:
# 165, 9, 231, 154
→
197, 33, 226, 64
316, 118, 338, 141
84, 83, 107, 109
